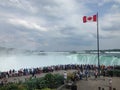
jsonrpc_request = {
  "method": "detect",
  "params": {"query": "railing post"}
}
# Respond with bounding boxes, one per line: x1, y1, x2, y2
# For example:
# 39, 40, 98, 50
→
109, 86, 112, 90
98, 87, 101, 90
113, 88, 116, 90
102, 88, 104, 90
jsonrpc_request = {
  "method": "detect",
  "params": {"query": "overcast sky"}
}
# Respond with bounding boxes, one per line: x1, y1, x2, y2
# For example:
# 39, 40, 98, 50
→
0, 0, 120, 51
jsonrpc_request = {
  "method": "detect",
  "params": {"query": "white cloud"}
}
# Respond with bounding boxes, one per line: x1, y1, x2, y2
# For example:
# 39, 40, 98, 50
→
98, 1, 120, 39
8, 18, 47, 32
110, 4, 120, 13
100, 12, 120, 31
0, 0, 38, 13
98, 0, 110, 6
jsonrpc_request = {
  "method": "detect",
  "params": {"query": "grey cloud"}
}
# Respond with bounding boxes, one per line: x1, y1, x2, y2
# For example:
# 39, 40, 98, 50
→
59, 26, 78, 35
101, 22, 120, 31
0, 0, 120, 51
101, 14, 120, 32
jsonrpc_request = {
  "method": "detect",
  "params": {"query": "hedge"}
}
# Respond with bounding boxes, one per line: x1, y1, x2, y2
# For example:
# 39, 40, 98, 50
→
107, 70, 120, 77
0, 73, 64, 90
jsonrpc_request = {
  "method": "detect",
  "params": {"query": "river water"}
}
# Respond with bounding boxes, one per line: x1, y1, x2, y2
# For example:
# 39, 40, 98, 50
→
0, 52, 120, 71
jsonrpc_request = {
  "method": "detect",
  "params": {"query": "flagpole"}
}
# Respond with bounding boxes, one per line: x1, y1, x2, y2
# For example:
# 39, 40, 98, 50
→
97, 12, 100, 75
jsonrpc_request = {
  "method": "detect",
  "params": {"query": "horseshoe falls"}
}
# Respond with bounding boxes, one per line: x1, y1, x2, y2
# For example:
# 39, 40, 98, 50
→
67, 53, 120, 65
0, 52, 120, 71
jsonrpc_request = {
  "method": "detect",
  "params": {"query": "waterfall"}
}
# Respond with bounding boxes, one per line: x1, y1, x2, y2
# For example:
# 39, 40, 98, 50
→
67, 53, 120, 66
0, 52, 120, 71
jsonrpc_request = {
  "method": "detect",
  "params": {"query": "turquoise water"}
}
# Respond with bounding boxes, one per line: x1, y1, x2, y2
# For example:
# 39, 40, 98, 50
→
68, 53, 120, 66
0, 52, 120, 71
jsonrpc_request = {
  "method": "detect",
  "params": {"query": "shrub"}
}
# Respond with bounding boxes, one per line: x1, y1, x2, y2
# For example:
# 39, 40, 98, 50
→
36, 77, 47, 89
44, 73, 55, 88
41, 88, 51, 90
54, 74, 64, 87
113, 70, 120, 77
17, 84, 27, 90
0, 73, 64, 90
24, 78, 38, 90
107, 70, 120, 77
41, 73, 64, 89
0, 83, 27, 90
67, 72, 74, 81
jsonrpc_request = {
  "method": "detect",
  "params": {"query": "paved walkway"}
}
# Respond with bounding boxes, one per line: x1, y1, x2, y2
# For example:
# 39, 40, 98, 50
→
62, 76, 120, 90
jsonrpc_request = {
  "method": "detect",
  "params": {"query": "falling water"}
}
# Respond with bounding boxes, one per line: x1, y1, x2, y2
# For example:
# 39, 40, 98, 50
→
67, 53, 120, 66
0, 52, 120, 71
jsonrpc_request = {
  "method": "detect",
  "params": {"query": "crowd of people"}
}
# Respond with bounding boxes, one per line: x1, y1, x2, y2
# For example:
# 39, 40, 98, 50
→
0, 63, 119, 86
0, 63, 119, 89
0, 64, 116, 80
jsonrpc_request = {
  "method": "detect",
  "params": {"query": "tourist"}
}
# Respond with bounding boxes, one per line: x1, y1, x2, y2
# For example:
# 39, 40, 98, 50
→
79, 70, 83, 80
85, 69, 88, 80
63, 71, 67, 84
94, 69, 98, 80
109, 77, 112, 87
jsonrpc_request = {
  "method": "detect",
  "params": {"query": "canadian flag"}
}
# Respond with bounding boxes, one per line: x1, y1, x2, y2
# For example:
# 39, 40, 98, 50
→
83, 15, 97, 23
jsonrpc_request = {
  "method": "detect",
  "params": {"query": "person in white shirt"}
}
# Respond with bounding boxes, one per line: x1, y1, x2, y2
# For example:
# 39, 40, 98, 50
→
64, 71, 67, 83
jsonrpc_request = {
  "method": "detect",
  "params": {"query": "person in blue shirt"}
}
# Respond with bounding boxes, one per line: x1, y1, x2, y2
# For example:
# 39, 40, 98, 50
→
85, 69, 88, 80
